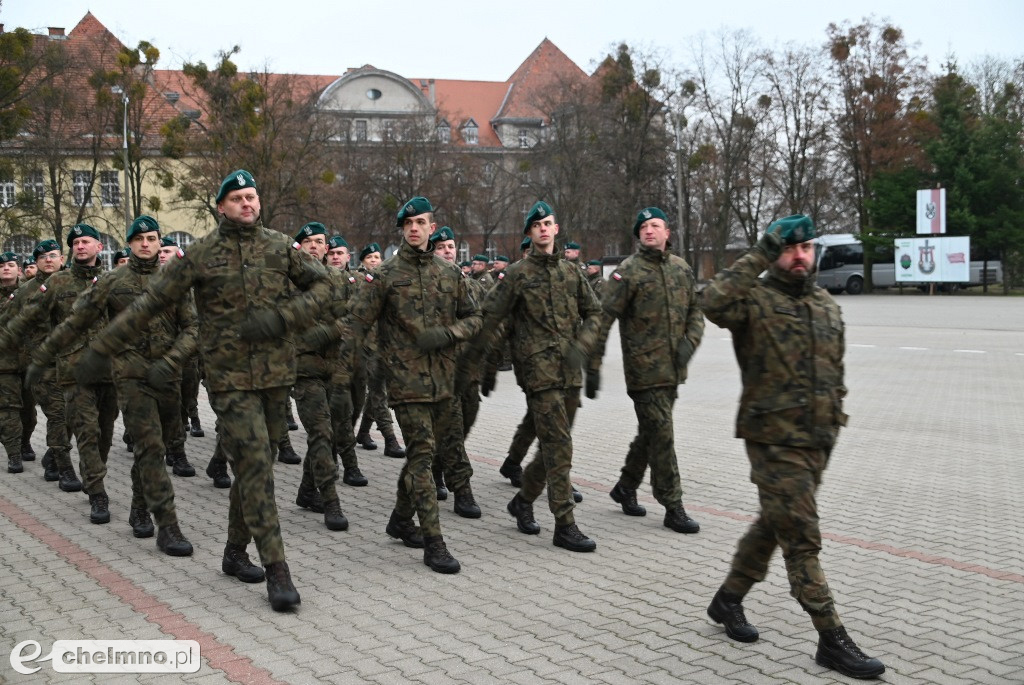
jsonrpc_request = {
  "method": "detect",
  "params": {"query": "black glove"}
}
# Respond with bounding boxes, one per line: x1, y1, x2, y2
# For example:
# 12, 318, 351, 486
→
301, 323, 335, 350
416, 326, 454, 352
146, 359, 177, 391
239, 309, 286, 342
755, 229, 783, 262
585, 369, 600, 399
481, 372, 496, 397
74, 347, 111, 386
563, 339, 587, 370
676, 339, 696, 369
25, 362, 45, 389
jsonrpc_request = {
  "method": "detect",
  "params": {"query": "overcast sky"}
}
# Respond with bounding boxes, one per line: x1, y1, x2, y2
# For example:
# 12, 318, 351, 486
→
3, 0, 1022, 80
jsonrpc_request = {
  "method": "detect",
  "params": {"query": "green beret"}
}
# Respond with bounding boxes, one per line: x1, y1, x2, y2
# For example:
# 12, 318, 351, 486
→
127, 215, 160, 241
295, 221, 327, 243
633, 206, 668, 237
24, 254, 35, 265
66, 223, 100, 247
328, 235, 349, 250
459, 260, 471, 268
396, 196, 433, 227
116, 247, 131, 260
215, 169, 257, 204
160, 236, 178, 248
430, 226, 455, 243
766, 214, 815, 245
564, 241, 581, 250
586, 259, 602, 267
34, 239, 61, 258
472, 254, 489, 263
523, 201, 554, 234
494, 255, 510, 263
0, 251, 17, 264
520, 237, 532, 251
359, 243, 381, 262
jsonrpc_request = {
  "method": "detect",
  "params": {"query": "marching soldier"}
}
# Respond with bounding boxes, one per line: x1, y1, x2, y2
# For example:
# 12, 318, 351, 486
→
585, 259, 605, 299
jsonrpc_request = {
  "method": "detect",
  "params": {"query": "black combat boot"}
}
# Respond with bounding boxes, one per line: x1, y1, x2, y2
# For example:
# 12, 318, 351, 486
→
356, 417, 377, 450
507, 494, 540, 534
20, 443, 35, 462
707, 588, 759, 643
265, 561, 301, 611
433, 467, 448, 501
498, 458, 522, 487
664, 505, 700, 534
189, 417, 204, 438
815, 626, 886, 679
610, 483, 645, 516
128, 508, 155, 538
276, 437, 300, 464
385, 511, 424, 548
7, 451, 23, 474
42, 448, 59, 482
342, 466, 368, 486
205, 458, 231, 488
170, 452, 196, 477
295, 482, 324, 513
89, 492, 111, 524
286, 411, 299, 432
156, 524, 193, 556
453, 486, 481, 518
552, 523, 596, 552
56, 451, 82, 492
222, 543, 265, 582
322, 495, 349, 531
383, 435, 405, 458
423, 535, 461, 574
572, 486, 583, 503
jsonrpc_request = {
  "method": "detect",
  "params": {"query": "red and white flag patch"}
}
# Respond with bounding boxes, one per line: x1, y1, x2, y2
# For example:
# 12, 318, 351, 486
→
611, 272, 622, 281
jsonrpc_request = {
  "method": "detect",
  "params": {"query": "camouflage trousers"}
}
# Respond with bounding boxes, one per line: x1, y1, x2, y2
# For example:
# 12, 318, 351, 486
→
19, 372, 35, 451
209, 386, 288, 566
179, 355, 201, 423
117, 379, 179, 527
64, 382, 118, 496
506, 388, 580, 469
520, 388, 580, 526
392, 401, 453, 538
460, 380, 481, 438
619, 387, 683, 509
328, 375, 360, 470
31, 366, 69, 452
293, 376, 339, 501
723, 441, 841, 631
0, 373, 24, 460
432, 396, 473, 494
359, 356, 395, 440
350, 367, 366, 428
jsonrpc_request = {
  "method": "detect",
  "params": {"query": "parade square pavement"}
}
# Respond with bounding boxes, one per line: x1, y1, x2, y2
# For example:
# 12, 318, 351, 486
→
1, 292, 1022, 684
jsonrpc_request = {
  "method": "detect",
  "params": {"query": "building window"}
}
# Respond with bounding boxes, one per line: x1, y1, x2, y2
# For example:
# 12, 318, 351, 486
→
72, 170, 92, 207
166, 231, 195, 248
457, 241, 470, 263
437, 121, 450, 143
100, 170, 121, 207
98, 232, 121, 271
354, 120, 368, 142
462, 121, 478, 145
0, 179, 15, 207
3, 234, 36, 260
604, 241, 620, 257
485, 239, 497, 262
518, 128, 530, 148
383, 119, 396, 140
23, 171, 45, 202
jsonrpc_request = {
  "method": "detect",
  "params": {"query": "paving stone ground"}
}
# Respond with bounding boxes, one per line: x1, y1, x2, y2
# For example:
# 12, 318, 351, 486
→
1, 292, 1021, 684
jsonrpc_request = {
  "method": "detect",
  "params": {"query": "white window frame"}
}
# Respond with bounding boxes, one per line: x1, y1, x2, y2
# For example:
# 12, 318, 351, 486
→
23, 170, 45, 202
457, 241, 470, 263
354, 119, 368, 142
0, 179, 15, 207
99, 170, 121, 207
72, 170, 92, 207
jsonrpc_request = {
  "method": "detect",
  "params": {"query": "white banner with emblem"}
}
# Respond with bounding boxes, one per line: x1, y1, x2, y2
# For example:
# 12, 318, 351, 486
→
894, 236, 969, 282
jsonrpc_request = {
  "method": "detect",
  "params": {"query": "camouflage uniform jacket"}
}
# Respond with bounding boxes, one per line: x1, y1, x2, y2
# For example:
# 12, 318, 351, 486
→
91, 218, 330, 394
34, 252, 198, 383
586, 270, 605, 300
6, 261, 109, 386
1, 273, 50, 372
471, 270, 494, 288
347, 240, 482, 405
296, 265, 359, 383
475, 251, 602, 394
701, 247, 847, 449
596, 245, 704, 392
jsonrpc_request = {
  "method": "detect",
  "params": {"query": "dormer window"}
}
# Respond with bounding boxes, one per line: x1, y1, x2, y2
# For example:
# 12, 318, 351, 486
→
437, 119, 451, 143
462, 119, 478, 145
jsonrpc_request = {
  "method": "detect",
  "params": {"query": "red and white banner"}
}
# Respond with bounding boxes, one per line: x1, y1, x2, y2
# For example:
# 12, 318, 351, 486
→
916, 188, 946, 234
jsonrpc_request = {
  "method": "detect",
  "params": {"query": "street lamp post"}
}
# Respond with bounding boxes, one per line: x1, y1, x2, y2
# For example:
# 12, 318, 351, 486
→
111, 86, 130, 234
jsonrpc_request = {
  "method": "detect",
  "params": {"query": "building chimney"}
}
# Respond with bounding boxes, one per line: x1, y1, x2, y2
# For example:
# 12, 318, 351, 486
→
428, 79, 435, 104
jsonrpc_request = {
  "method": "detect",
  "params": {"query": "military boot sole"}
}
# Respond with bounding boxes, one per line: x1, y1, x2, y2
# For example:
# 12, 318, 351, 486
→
90, 511, 111, 525
342, 471, 368, 487
383, 447, 406, 458
157, 540, 194, 557
454, 502, 481, 518
172, 466, 196, 477
424, 555, 461, 574
552, 533, 597, 553
189, 429, 205, 438
268, 588, 301, 611
814, 650, 886, 679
